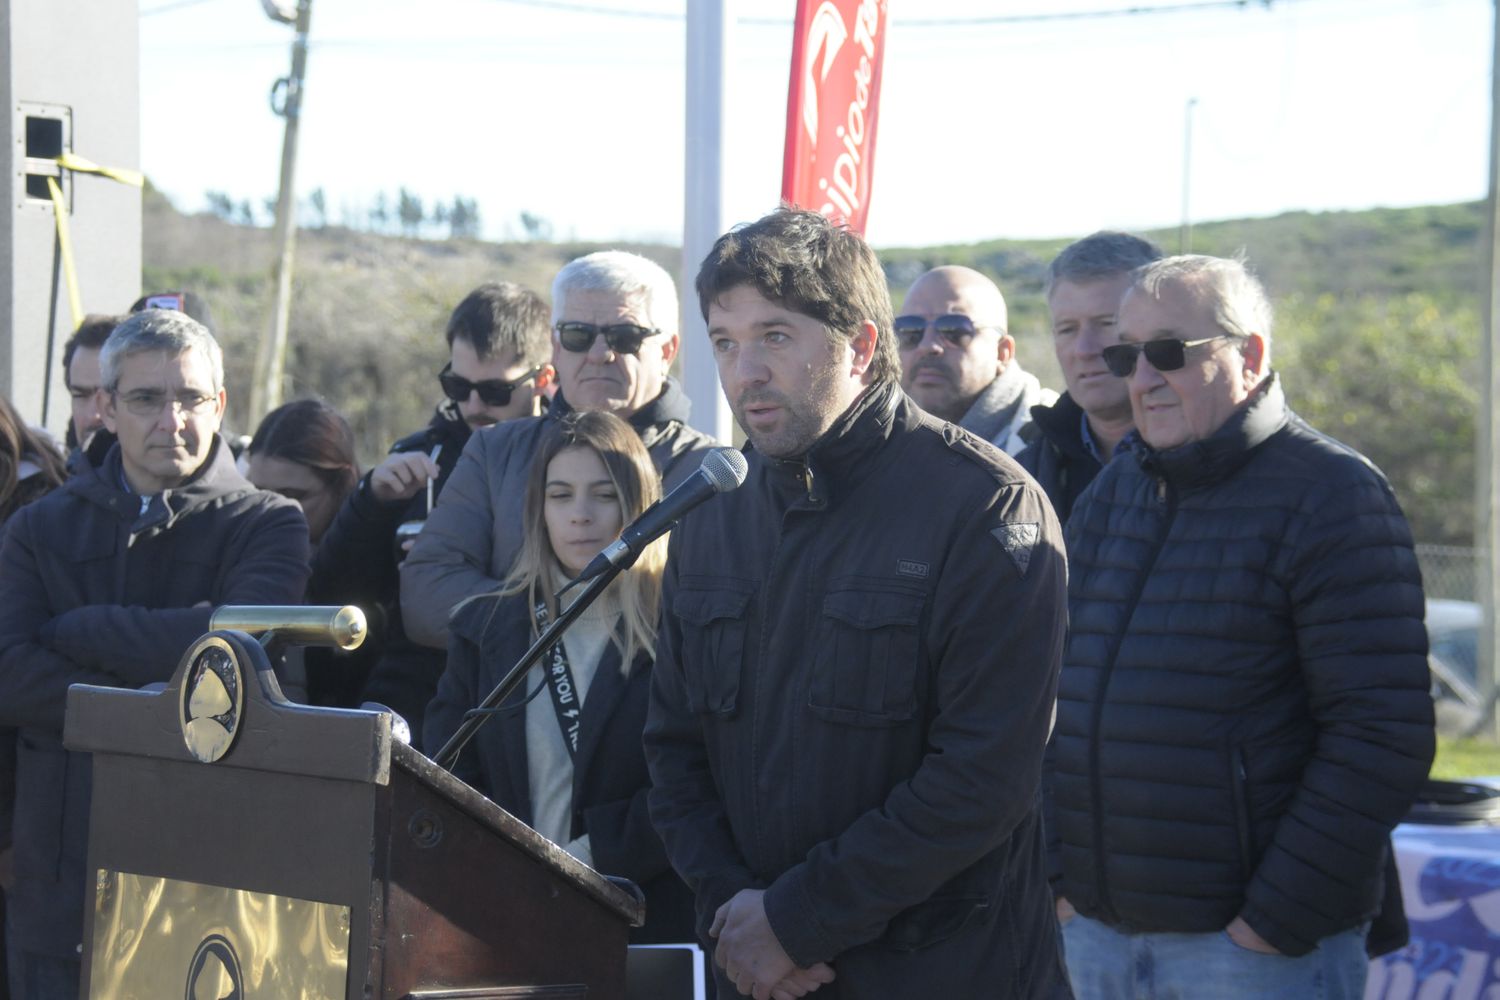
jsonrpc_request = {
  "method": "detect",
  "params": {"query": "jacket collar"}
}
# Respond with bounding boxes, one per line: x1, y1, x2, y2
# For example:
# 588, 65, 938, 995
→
1027, 391, 1094, 461
68, 434, 257, 534
958, 361, 1042, 443
1134, 372, 1287, 489
757, 379, 901, 508
429, 399, 473, 440
549, 375, 693, 435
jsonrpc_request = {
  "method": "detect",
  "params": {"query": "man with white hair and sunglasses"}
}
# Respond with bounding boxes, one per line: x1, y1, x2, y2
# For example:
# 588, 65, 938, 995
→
401, 250, 718, 651
1048, 254, 1434, 999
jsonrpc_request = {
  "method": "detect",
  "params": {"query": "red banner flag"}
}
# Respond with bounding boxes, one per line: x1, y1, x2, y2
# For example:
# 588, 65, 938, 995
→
781, 0, 888, 235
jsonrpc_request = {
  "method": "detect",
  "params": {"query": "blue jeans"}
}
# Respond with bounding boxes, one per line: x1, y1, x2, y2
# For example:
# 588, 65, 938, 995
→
1062, 913, 1368, 1000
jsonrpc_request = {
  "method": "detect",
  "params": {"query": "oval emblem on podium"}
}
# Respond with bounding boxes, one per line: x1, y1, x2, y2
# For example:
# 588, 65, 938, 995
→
185, 933, 243, 1000
179, 638, 245, 763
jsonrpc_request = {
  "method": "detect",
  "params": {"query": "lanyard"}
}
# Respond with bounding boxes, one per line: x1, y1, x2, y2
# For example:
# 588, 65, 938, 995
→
533, 601, 582, 761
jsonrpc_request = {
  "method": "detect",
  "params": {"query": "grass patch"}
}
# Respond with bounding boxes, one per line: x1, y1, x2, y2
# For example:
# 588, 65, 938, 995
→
1432, 736, 1500, 780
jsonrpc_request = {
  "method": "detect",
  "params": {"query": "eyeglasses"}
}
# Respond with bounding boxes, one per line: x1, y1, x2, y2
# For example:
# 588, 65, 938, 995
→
115, 390, 218, 418
555, 321, 661, 355
892, 314, 992, 351
1100, 335, 1234, 377
439, 364, 543, 407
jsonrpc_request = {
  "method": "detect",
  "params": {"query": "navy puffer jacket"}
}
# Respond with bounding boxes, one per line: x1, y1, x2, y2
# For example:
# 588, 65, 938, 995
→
1052, 374, 1434, 957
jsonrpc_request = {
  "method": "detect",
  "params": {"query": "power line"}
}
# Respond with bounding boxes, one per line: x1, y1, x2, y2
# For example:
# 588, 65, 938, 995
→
479, 0, 1294, 27
899, 0, 1277, 27
140, 0, 223, 16
479, 0, 681, 20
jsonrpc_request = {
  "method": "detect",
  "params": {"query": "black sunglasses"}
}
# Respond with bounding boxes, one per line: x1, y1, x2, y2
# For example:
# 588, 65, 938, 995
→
1100, 335, 1233, 377
555, 321, 661, 355
892, 314, 990, 351
438, 363, 542, 407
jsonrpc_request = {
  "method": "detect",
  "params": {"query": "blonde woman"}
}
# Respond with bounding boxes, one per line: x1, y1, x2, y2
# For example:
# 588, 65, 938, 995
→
424, 410, 693, 943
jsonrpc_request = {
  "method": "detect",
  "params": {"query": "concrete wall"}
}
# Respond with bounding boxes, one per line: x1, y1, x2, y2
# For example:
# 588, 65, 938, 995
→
3, 0, 140, 433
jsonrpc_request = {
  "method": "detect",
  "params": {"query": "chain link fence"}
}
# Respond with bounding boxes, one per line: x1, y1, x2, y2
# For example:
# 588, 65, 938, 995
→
1418, 545, 1479, 603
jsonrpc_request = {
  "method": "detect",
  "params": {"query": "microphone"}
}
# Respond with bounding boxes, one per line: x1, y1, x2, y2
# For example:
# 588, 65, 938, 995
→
575, 447, 748, 583
209, 605, 368, 650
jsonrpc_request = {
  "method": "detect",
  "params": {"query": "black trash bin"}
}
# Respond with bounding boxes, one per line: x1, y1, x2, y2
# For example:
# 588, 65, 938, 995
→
1406, 778, 1500, 826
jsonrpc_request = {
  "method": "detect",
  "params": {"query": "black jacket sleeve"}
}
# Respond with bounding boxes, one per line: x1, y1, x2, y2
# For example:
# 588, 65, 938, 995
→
1238, 471, 1434, 955
309, 475, 406, 610
644, 538, 764, 942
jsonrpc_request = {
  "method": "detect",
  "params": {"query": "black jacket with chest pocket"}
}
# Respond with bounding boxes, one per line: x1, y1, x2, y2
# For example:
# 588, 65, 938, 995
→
1051, 374, 1435, 957
645, 381, 1073, 999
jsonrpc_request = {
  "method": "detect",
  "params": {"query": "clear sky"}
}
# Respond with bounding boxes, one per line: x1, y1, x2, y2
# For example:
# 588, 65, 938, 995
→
139, 0, 1490, 249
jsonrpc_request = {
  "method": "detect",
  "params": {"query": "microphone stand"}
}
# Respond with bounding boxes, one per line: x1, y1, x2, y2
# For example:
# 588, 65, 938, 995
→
434, 561, 625, 773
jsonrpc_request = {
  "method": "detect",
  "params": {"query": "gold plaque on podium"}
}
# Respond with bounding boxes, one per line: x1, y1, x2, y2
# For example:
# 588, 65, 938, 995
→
89, 870, 350, 999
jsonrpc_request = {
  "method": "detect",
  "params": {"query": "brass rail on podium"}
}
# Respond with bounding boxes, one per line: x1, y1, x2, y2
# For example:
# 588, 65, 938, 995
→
64, 610, 643, 999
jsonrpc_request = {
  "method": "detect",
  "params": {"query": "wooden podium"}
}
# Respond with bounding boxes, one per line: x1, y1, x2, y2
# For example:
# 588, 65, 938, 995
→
63, 628, 644, 999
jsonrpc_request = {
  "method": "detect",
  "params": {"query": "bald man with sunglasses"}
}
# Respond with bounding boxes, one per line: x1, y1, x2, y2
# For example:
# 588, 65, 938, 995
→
1049, 255, 1433, 999
401, 251, 718, 652
895, 266, 1053, 455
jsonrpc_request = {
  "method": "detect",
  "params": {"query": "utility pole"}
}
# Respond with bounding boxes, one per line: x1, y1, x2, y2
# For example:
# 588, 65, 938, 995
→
250, 0, 312, 425
1179, 97, 1197, 254
1475, 0, 1500, 738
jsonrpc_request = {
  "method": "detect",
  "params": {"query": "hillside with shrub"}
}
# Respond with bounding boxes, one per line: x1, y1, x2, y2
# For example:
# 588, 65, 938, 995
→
142, 186, 1484, 548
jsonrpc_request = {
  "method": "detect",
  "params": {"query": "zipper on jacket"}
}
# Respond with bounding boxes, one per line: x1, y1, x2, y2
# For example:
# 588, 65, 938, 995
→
1231, 748, 1254, 880
1087, 474, 1176, 922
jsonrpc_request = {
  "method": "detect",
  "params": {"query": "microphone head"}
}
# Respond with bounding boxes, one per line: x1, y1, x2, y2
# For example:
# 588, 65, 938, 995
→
700, 447, 749, 493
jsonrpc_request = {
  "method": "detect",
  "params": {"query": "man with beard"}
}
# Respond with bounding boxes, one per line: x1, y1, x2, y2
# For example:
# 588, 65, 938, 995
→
896, 266, 1051, 455
309, 282, 551, 728
645, 208, 1071, 999
401, 251, 717, 650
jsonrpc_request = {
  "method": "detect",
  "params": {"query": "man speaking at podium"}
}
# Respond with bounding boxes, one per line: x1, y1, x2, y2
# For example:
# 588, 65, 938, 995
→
645, 208, 1073, 999
0, 310, 309, 999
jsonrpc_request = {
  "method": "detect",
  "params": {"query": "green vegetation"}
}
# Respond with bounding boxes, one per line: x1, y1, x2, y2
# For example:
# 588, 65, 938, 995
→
141, 188, 1486, 549
879, 202, 1485, 547
1432, 736, 1500, 780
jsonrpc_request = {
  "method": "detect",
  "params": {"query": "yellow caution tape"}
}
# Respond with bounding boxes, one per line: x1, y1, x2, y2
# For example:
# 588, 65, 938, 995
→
46, 153, 145, 329
56, 152, 144, 189
45, 177, 83, 329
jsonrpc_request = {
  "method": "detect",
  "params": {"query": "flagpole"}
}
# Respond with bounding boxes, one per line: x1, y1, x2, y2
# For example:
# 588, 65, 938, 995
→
682, 0, 735, 444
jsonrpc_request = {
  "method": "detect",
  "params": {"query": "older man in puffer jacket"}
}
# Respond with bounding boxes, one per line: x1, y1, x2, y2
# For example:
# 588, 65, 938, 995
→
1050, 254, 1434, 1000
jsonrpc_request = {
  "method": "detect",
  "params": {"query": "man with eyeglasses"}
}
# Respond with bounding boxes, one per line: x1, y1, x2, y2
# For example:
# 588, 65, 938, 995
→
402, 251, 717, 651
1049, 255, 1433, 1000
895, 265, 1052, 455
1017, 232, 1163, 522
309, 282, 552, 731
0, 310, 309, 999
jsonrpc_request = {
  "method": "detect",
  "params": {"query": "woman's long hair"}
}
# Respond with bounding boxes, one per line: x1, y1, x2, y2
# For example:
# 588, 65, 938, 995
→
0, 395, 65, 525
248, 398, 361, 501
501, 411, 666, 670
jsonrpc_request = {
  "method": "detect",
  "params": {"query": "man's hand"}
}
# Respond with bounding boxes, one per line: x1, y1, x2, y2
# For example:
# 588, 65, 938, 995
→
767, 964, 836, 1000
1225, 915, 1280, 954
710, 889, 834, 999
1055, 895, 1076, 926
369, 452, 439, 504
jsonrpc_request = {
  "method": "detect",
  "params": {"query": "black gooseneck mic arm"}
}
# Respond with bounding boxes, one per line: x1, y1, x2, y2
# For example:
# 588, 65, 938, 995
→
434, 563, 622, 772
